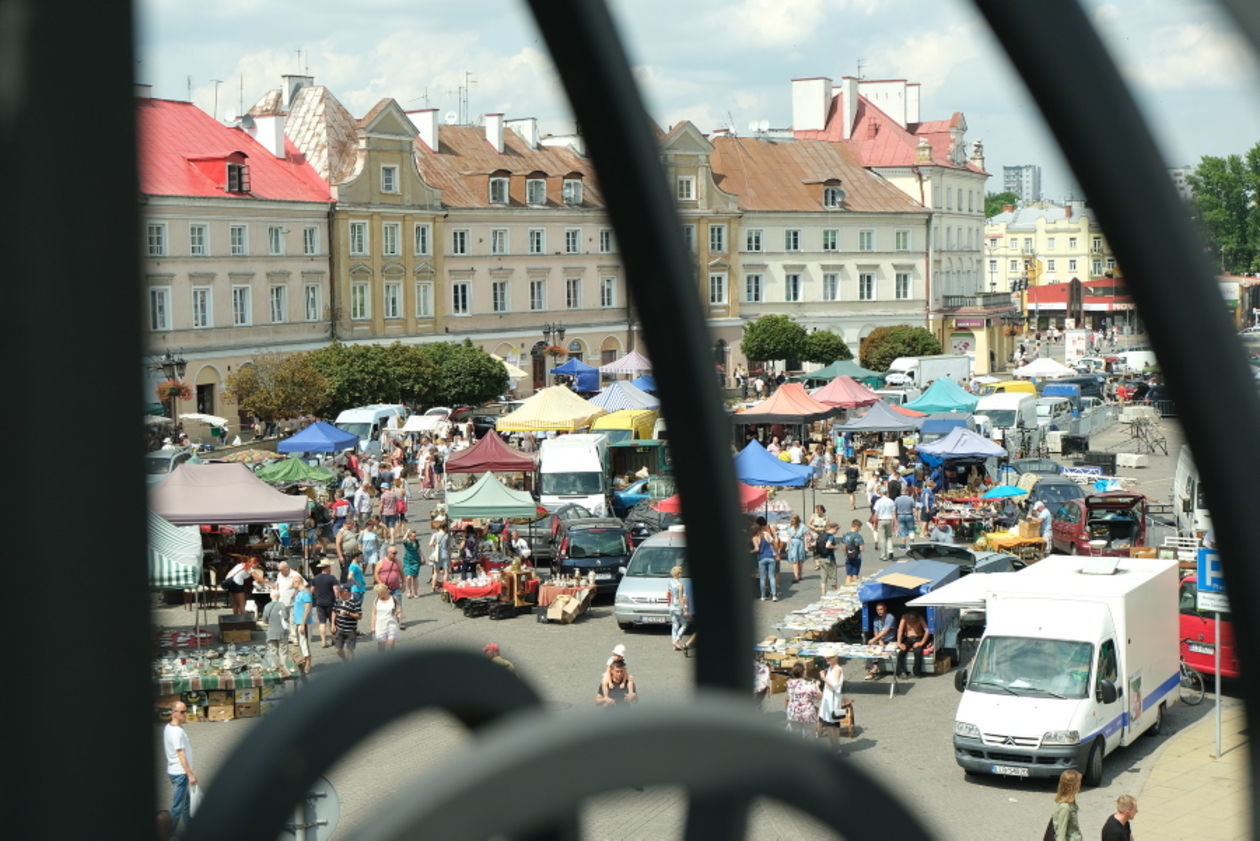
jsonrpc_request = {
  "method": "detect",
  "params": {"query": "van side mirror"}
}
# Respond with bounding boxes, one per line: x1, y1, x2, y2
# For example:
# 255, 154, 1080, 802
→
618, 566, 626, 575
1097, 680, 1118, 704
954, 668, 968, 692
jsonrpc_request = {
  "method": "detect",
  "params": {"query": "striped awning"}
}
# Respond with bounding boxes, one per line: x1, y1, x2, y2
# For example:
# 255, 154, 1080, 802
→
149, 511, 202, 588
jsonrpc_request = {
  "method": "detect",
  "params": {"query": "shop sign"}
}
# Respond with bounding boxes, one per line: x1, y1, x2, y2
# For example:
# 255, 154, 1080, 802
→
954, 318, 987, 328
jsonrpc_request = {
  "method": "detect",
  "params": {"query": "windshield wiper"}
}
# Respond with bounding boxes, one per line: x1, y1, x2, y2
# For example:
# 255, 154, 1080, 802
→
1026, 688, 1068, 699
967, 680, 1016, 695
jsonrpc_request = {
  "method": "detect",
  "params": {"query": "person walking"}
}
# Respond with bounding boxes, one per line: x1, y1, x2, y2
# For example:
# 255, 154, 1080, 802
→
1101, 795, 1138, 841
818, 522, 839, 595
807, 505, 828, 571
840, 519, 865, 586
872, 488, 896, 560
752, 516, 780, 602
667, 565, 689, 651
331, 583, 362, 662
310, 560, 339, 649
429, 521, 451, 592
784, 514, 807, 584
400, 529, 422, 599
843, 459, 861, 509
334, 519, 359, 584
261, 594, 290, 667
784, 662, 822, 738
1047, 769, 1084, 841
359, 516, 382, 577
376, 544, 405, 625
291, 578, 313, 677
346, 550, 368, 606
379, 484, 399, 541
163, 702, 197, 835
815, 647, 851, 752
370, 583, 400, 652
919, 480, 938, 538
893, 491, 916, 551
353, 480, 373, 528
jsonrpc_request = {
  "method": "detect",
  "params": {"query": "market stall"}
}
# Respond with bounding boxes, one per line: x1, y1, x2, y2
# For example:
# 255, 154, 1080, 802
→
733, 440, 812, 489
599, 349, 653, 376
589, 380, 659, 412
903, 378, 979, 414
833, 401, 921, 471
444, 431, 535, 493
1012, 357, 1076, 379
254, 456, 335, 486
856, 559, 964, 692
153, 644, 297, 723
495, 385, 608, 433
810, 375, 880, 409
275, 420, 358, 454
629, 374, 657, 393
798, 360, 884, 387
653, 481, 768, 514
443, 473, 544, 612
549, 358, 600, 392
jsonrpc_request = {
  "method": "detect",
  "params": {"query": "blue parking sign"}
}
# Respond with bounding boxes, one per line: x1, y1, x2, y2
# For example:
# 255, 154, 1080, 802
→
1197, 548, 1225, 594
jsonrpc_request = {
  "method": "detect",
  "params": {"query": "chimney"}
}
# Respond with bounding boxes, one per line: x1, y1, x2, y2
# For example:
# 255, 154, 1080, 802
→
916, 137, 932, 163
791, 77, 832, 132
505, 117, 538, 150
282, 74, 314, 111
970, 139, 986, 171
247, 114, 287, 158
841, 76, 858, 140
906, 83, 921, 124
485, 113, 504, 153
1002, 204, 1015, 213
135, 83, 152, 99
1065, 203, 1073, 219
408, 108, 440, 152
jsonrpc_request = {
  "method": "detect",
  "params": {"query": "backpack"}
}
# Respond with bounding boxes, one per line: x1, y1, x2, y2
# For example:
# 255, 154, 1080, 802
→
843, 534, 862, 561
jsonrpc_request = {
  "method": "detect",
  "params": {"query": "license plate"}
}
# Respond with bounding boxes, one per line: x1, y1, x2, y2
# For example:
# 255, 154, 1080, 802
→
991, 765, 1029, 777
595, 572, 614, 580
638, 615, 669, 624
1188, 643, 1214, 655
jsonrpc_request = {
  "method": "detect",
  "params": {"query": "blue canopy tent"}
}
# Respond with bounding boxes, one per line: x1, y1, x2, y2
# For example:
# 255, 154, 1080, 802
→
733, 440, 812, 487
903, 378, 979, 414
589, 380, 660, 411
858, 559, 963, 647
276, 420, 359, 453
550, 359, 600, 392
630, 374, 657, 393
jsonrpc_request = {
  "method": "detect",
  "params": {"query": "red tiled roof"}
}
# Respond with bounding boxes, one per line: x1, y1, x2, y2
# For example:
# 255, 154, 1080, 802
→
1027, 278, 1131, 304
795, 95, 980, 172
137, 98, 331, 202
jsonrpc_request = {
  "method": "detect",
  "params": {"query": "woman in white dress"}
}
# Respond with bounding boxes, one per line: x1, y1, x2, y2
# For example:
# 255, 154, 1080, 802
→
370, 583, 400, 652
816, 647, 851, 751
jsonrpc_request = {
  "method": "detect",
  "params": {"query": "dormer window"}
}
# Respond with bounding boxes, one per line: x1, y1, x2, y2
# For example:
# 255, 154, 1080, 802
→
489, 176, 509, 205
823, 181, 845, 209
381, 165, 399, 193
226, 162, 250, 193
562, 177, 582, 206
526, 177, 547, 206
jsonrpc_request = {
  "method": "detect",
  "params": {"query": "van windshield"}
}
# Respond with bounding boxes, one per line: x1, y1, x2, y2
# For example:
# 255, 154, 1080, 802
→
540, 472, 604, 495
567, 530, 629, 558
983, 410, 1017, 427
626, 545, 687, 577
337, 423, 371, 440
969, 636, 1093, 699
599, 429, 633, 445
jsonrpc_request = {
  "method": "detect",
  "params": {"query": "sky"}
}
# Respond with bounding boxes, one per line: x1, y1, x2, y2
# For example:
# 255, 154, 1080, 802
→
136, 0, 1259, 200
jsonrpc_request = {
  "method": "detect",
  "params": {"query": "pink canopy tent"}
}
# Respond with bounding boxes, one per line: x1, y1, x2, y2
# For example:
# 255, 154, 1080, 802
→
810, 375, 880, 409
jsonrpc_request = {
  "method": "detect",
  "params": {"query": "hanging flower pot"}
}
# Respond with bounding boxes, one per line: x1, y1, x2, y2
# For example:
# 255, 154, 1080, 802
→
544, 345, 568, 358
156, 379, 193, 401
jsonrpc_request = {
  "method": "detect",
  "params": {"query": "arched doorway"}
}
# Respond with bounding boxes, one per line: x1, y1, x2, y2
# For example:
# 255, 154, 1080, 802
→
600, 336, 621, 382
194, 364, 221, 416
530, 341, 547, 391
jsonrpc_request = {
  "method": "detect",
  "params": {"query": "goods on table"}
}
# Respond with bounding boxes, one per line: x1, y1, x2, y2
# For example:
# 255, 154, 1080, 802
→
154, 629, 215, 650
153, 643, 297, 697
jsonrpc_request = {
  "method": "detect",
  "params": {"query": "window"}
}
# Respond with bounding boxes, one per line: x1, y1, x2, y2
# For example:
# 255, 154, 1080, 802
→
413, 223, 431, 256
822, 273, 839, 302
226, 162, 249, 193
304, 284, 320, 321
232, 285, 251, 326
600, 276, 616, 308
529, 279, 546, 311
1092, 259, 1103, 275
491, 228, 508, 255
149, 287, 171, 331
784, 273, 801, 302
230, 224, 247, 256
268, 225, 284, 256
968, 191, 974, 213
858, 230, 874, 252
1092, 236, 1102, 253
489, 176, 508, 205
189, 223, 208, 256
1047, 237, 1057, 250
1010, 259, 1020, 271
989, 259, 998, 272
1068, 259, 1078, 272
381, 165, 398, 193
947, 228, 955, 250
822, 229, 838, 252
147, 222, 167, 256
415, 281, 433, 318
895, 230, 911, 251
744, 273, 763, 303
946, 187, 953, 210
382, 282, 401, 319
676, 176, 695, 201
526, 178, 546, 205
451, 229, 468, 255
1107, 258, 1116, 270
708, 272, 727, 304
303, 226, 318, 256
269, 285, 287, 323
1047, 259, 1057, 272
191, 287, 211, 328
565, 278, 581, 309
823, 185, 843, 208
1023, 237, 1033, 252
859, 272, 875, 301
382, 222, 400, 256
451, 282, 469, 316
349, 221, 368, 256
784, 229, 801, 251
563, 178, 582, 206
599, 228, 614, 253
491, 280, 508, 313
709, 224, 726, 253
565, 228, 581, 254
682, 225, 696, 252
745, 229, 762, 252
350, 283, 369, 320
895, 272, 911, 300
528, 228, 545, 254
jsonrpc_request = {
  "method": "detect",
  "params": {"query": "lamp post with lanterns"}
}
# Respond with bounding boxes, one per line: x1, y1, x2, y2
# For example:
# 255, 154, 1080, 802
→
153, 348, 188, 420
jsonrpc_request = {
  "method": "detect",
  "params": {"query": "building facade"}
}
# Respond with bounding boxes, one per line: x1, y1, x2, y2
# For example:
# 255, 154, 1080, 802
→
1003, 164, 1042, 203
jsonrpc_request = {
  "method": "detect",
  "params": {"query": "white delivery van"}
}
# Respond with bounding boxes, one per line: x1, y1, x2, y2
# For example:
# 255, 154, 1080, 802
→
538, 433, 611, 516
1173, 446, 1212, 539
334, 404, 408, 454
913, 555, 1179, 786
1034, 396, 1074, 431
974, 393, 1041, 457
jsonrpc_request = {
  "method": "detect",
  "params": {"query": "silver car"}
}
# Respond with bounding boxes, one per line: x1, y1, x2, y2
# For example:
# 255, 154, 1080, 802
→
613, 525, 688, 630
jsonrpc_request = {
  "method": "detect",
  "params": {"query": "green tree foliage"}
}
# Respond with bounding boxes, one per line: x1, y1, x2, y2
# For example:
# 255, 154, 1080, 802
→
1187, 143, 1260, 274
985, 191, 1020, 219
226, 352, 331, 422
802, 329, 852, 364
859, 325, 942, 372
740, 314, 807, 365
436, 339, 510, 406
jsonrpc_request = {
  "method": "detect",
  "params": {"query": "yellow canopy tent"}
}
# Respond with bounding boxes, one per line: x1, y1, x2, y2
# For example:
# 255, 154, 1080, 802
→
495, 385, 607, 432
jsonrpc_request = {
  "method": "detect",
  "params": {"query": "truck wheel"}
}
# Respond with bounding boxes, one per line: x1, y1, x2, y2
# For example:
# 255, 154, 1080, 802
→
1148, 703, 1165, 736
1083, 739, 1104, 786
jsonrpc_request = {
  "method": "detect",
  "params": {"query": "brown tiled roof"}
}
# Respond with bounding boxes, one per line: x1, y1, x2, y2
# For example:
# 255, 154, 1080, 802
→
284, 86, 360, 184
247, 89, 283, 117
709, 136, 926, 213
415, 125, 604, 209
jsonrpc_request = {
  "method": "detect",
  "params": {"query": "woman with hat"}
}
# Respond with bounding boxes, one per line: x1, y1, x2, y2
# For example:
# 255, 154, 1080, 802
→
816, 647, 852, 751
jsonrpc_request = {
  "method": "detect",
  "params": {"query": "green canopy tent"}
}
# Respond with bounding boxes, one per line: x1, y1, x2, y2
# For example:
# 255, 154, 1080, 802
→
446, 472, 546, 520
797, 359, 884, 386
149, 510, 202, 589
255, 456, 336, 485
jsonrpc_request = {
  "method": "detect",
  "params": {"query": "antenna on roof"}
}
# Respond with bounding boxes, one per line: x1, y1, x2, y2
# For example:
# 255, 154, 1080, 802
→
238, 75, 243, 119
185, 75, 192, 103
210, 79, 223, 121
856, 57, 866, 80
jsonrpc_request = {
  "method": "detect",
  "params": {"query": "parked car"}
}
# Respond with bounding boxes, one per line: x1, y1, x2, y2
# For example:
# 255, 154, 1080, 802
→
1142, 384, 1177, 417
1179, 574, 1239, 679
905, 543, 1025, 575
145, 448, 193, 485
621, 499, 682, 548
1050, 492, 1148, 556
611, 475, 677, 519
553, 517, 634, 593
1008, 457, 1064, 478
614, 525, 688, 630
1027, 475, 1084, 509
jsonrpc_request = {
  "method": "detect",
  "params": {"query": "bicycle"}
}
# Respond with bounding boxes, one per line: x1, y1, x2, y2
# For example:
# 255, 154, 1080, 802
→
1179, 659, 1205, 706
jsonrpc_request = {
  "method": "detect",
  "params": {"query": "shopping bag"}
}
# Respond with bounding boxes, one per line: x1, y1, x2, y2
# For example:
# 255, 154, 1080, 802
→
188, 783, 202, 817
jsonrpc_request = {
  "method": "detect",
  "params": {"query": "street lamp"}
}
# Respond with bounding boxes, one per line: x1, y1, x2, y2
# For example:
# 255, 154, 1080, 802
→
542, 322, 566, 345
153, 348, 188, 419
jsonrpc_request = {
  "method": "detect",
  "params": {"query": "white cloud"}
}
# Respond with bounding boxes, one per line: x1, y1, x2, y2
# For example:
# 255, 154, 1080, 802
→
719, 0, 827, 48
870, 22, 981, 97
1116, 23, 1257, 90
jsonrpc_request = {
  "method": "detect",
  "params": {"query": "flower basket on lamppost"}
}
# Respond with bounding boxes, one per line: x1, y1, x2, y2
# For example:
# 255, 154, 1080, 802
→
543, 345, 568, 359
153, 349, 189, 419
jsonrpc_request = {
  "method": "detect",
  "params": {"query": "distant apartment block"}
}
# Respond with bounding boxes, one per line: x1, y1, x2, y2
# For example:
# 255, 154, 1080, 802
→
1003, 164, 1041, 204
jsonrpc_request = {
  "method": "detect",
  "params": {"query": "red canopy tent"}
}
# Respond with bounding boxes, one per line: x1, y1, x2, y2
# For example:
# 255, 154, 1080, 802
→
810, 375, 880, 409
733, 383, 840, 425
444, 432, 535, 474
653, 481, 768, 513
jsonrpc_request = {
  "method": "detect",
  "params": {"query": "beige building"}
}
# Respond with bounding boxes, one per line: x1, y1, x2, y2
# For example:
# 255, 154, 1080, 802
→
985, 200, 1119, 293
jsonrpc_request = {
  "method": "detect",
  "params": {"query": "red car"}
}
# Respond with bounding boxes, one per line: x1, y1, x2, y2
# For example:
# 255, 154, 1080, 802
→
1049, 492, 1148, 556
1179, 574, 1239, 678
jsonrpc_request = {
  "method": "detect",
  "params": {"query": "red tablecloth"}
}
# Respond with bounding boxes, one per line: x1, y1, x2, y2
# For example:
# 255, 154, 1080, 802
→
443, 579, 503, 600
537, 584, 594, 607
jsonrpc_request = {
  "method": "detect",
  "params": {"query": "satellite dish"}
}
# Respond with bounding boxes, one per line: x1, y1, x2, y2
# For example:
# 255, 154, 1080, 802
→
444, 111, 458, 125
280, 775, 340, 841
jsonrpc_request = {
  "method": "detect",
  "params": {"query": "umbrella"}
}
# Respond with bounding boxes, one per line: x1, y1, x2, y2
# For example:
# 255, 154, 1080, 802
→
215, 449, 281, 465
179, 412, 230, 427
981, 484, 1028, 499
500, 356, 528, 379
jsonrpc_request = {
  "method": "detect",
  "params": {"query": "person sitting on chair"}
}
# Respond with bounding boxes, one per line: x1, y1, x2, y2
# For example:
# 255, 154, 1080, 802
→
895, 610, 931, 678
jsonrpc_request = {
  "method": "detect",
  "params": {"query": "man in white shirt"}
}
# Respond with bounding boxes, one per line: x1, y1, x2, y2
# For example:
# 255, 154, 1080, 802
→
163, 702, 197, 832
872, 490, 897, 560
1033, 501, 1053, 541
353, 483, 373, 523
273, 561, 304, 609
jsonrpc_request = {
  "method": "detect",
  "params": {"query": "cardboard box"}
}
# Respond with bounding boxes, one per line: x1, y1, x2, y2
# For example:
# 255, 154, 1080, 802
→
234, 702, 260, 719
546, 595, 576, 624
1018, 519, 1041, 539
221, 629, 253, 644
561, 595, 584, 623
234, 687, 259, 704
206, 705, 235, 722
933, 655, 955, 675
769, 673, 789, 694
207, 691, 233, 706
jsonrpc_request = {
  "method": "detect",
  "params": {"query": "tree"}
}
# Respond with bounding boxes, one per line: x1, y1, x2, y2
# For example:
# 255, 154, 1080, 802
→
859, 325, 942, 372
985, 191, 1020, 219
740, 315, 807, 367
429, 339, 509, 406
802, 330, 852, 364
1187, 143, 1260, 274
307, 340, 507, 413
226, 352, 331, 421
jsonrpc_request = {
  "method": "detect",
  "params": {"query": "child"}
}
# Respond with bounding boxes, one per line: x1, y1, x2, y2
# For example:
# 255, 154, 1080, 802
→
840, 519, 865, 586
819, 522, 840, 596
